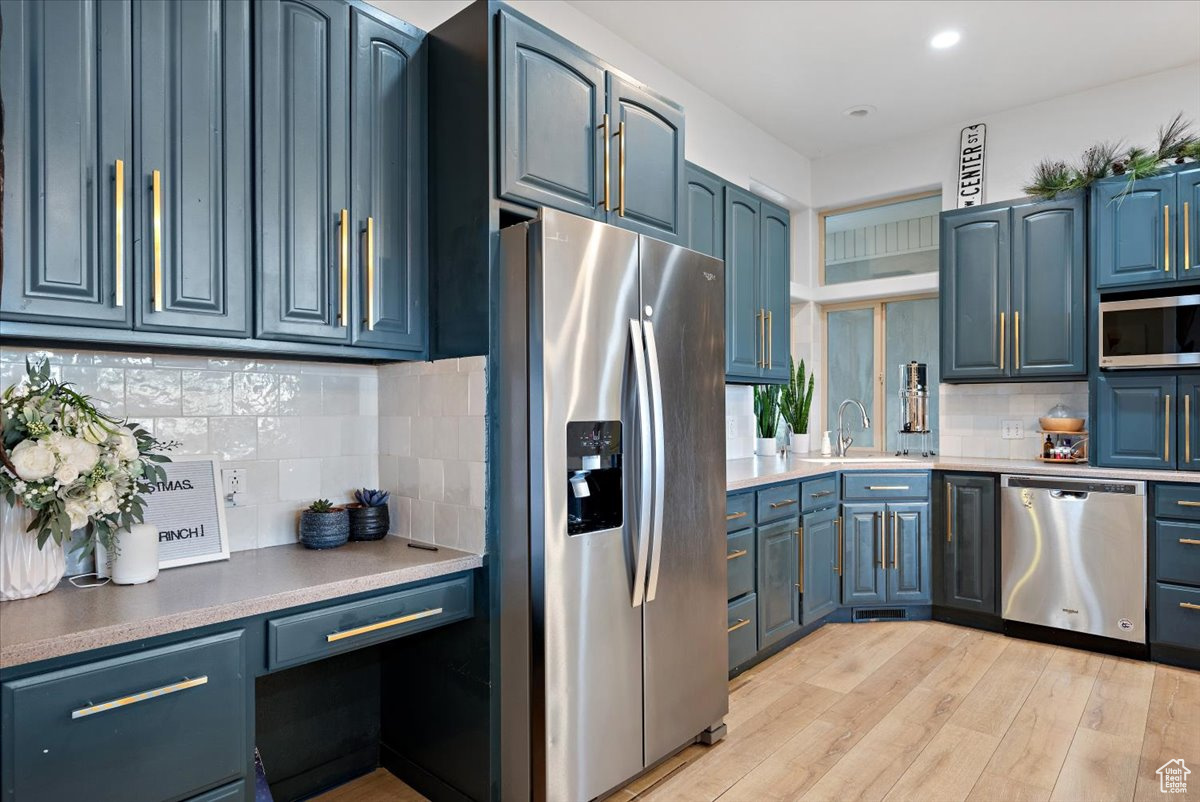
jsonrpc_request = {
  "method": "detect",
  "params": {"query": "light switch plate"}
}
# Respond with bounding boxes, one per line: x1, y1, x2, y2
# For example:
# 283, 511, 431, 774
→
1000, 420, 1024, 440
726, 416, 737, 439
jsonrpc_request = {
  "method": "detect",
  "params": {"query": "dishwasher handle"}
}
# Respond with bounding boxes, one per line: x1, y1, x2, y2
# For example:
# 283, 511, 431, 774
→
1049, 490, 1089, 500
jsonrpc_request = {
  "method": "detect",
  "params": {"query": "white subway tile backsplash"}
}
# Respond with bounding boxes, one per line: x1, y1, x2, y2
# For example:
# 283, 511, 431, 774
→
209, 416, 258, 461
279, 458, 322, 501
155, 417, 209, 455
232, 372, 278, 416
419, 458, 445, 502
939, 381, 1088, 460
126, 368, 182, 416
181, 370, 233, 416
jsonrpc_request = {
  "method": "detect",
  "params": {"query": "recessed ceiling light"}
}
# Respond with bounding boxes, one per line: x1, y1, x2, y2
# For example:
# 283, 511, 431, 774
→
930, 30, 961, 49
843, 105, 876, 119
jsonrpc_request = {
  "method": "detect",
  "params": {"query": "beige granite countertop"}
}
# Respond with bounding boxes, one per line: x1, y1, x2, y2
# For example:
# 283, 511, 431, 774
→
0, 537, 482, 670
727, 452, 1200, 491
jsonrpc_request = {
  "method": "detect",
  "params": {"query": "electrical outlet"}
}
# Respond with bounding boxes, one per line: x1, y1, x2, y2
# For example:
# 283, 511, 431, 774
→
1000, 420, 1024, 440
726, 416, 737, 439
222, 468, 246, 505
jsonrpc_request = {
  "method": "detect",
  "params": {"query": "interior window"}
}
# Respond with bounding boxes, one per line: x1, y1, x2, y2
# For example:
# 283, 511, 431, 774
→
822, 194, 941, 285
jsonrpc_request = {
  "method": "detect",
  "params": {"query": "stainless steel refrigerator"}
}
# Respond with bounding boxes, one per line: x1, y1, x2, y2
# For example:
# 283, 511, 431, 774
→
498, 210, 728, 801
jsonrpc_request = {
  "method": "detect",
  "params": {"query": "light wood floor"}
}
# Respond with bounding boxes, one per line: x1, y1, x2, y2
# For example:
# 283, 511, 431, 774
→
316, 621, 1199, 802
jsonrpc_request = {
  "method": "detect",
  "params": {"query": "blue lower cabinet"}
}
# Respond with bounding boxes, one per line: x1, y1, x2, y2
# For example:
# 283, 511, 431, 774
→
842, 503, 886, 605
1156, 520, 1200, 587
727, 594, 758, 671
1154, 583, 1200, 648
1095, 373, 1175, 470
756, 517, 801, 649
887, 502, 930, 604
1178, 375, 1200, 472
802, 505, 840, 623
727, 529, 755, 600
1, 631, 247, 802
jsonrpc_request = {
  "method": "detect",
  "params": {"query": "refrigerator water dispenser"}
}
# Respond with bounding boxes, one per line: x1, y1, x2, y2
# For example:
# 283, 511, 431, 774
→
566, 420, 622, 535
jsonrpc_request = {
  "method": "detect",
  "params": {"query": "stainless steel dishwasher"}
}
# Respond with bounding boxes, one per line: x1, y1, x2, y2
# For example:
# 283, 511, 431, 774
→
1000, 475, 1146, 643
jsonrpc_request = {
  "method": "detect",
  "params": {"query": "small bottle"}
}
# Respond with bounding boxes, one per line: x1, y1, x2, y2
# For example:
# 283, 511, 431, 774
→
1043, 435, 1053, 459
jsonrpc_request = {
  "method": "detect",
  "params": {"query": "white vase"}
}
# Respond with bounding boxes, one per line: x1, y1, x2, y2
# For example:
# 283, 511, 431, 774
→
0, 501, 66, 601
110, 523, 159, 585
789, 433, 810, 455
756, 437, 778, 457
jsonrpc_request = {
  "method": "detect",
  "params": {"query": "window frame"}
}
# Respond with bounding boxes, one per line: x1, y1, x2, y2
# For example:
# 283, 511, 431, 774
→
818, 189, 941, 287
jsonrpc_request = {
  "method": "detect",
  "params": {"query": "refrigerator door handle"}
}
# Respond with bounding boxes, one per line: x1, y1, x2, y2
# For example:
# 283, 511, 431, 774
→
629, 319, 653, 608
643, 318, 666, 602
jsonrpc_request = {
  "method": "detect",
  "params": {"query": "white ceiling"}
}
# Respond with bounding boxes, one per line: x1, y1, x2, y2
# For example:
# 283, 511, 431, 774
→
568, 0, 1200, 159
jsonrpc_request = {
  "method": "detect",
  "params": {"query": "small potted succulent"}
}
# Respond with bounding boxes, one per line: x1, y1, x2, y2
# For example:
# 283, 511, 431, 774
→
347, 488, 390, 541
298, 499, 349, 549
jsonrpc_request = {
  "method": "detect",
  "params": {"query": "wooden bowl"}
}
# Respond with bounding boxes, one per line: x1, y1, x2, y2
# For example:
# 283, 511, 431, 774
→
1039, 417, 1085, 433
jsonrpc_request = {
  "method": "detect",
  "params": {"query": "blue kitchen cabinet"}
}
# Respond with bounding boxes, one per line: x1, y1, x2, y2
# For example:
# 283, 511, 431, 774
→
497, 9, 606, 219
1177, 375, 1200, 473
133, 0, 252, 337
350, 7, 427, 352
938, 474, 998, 615
1011, 195, 1086, 377
1095, 373, 1176, 470
802, 504, 840, 623
760, 201, 792, 383
256, 0, 352, 344
685, 162, 724, 258
725, 186, 763, 381
941, 206, 1010, 380
887, 502, 930, 604
606, 72, 685, 244
0, 0, 133, 328
1093, 173, 1177, 288
842, 503, 886, 605
756, 517, 801, 650
1180, 167, 1200, 276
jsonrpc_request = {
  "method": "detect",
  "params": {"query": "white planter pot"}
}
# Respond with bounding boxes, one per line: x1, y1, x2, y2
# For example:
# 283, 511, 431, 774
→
0, 501, 66, 601
789, 433, 810, 455
756, 437, 779, 457
108, 523, 160, 585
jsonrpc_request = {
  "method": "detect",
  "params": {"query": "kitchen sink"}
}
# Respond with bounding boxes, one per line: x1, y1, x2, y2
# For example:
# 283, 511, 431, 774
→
796, 456, 918, 464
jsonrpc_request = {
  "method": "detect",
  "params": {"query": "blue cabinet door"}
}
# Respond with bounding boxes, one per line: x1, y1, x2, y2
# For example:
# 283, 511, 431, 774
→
133, 0, 252, 337
1011, 195, 1086, 377
802, 505, 839, 623
887, 502, 930, 604
1178, 374, 1200, 473
1093, 173, 1177, 288
842, 503, 886, 605
1096, 373, 1176, 469
940, 207, 1010, 380
0, 0, 133, 327
760, 201, 791, 384
350, 8, 426, 353
756, 517, 801, 649
606, 73, 685, 244
1179, 168, 1200, 276
939, 474, 997, 614
725, 186, 762, 381
256, 0, 351, 344
497, 9, 606, 219
685, 162, 724, 258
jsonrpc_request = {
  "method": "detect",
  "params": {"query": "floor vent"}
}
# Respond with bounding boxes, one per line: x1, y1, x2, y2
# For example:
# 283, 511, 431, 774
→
853, 607, 907, 622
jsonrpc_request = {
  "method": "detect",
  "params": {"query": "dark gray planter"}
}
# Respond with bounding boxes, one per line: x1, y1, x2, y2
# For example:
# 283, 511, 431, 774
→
298, 509, 350, 549
348, 505, 390, 541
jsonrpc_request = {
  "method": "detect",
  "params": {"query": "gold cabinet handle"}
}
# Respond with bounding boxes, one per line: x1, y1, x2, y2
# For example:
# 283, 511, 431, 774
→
757, 308, 766, 368
1186, 201, 1191, 270
618, 120, 626, 217
727, 618, 751, 633
810, 490, 834, 498
945, 481, 953, 544
339, 209, 349, 326
766, 310, 773, 367
1180, 602, 1200, 611
876, 511, 884, 567
1165, 205, 1170, 272
835, 517, 843, 576
1188, 393, 1192, 464
999, 312, 1006, 371
726, 511, 748, 522
72, 676, 207, 720
151, 169, 163, 311
726, 548, 748, 561
1179, 538, 1200, 545
769, 499, 797, 509
1014, 311, 1021, 371
326, 607, 442, 643
601, 113, 611, 212
867, 485, 909, 491
796, 527, 804, 592
1177, 500, 1200, 508
365, 217, 376, 331
1166, 394, 1172, 462
892, 511, 899, 570
114, 160, 125, 307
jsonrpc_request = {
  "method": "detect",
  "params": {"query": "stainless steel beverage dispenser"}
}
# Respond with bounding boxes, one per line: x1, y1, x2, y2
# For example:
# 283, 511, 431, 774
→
895, 361, 934, 456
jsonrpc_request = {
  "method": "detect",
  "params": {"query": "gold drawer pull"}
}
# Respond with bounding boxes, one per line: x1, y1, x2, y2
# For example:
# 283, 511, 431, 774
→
769, 499, 797, 509
726, 549, 748, 561
727, 618, 751, 633
867, 485, 909, 491
809, 489, 834, 498
152, 169, 163, 311
1180, 602, 1200, 611
72, 676, 208, 720
1178, 538, 1200, 545
726, 511, 748, 521
326, 607, 442, 643
1177, 500, 1200, 508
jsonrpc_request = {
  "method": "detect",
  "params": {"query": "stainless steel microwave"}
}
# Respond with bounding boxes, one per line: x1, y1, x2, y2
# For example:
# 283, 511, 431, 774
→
1099, 294, 1200, 368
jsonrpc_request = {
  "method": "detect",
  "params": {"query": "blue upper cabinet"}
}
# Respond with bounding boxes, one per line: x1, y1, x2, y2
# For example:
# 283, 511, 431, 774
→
941, 206, 1010, 380
350, 7, 427, 353
606, 72, 685, 244
1093, 173, 1177, 288
497, 9, 606, 220
133, 0, 252, 337
0, 0, 133, 328
725, 186, 762, 381
1095, 373, 1176, 470
1179, 374, 1200, 473
256, 0, 352, 344
1010, 195, 1086, 378
759, 201, 791, 383
1180, 168, 1200, 276
684, 162, 724, 258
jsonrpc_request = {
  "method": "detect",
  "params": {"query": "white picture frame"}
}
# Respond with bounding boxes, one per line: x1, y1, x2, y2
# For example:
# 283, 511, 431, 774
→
139, 455, 230, 569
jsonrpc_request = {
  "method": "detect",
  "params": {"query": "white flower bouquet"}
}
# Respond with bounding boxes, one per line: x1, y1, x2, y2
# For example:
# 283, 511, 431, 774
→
0, 359, 174, 554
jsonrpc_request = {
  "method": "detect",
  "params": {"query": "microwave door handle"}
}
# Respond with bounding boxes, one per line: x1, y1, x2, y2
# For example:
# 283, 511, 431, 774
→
643, 319, 666, 602
629, 320, 652, 608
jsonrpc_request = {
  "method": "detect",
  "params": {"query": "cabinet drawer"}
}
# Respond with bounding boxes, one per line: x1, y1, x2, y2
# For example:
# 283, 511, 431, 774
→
2, 631, 246, 802
727, 593, 758, 671
727, 529, 755, 600
842, 472, 930, 501
1156, 521, 1200, 586
801, 475, 838, 513
726, 493, 755, 531
757, 482, 801, 524
1155, 484, 1200, 521
268, 574, 473, 670
1155, 582, 1200, 647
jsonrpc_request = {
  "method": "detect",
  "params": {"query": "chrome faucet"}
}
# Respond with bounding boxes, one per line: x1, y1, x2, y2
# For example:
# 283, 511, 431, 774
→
836, 399, 871, 457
